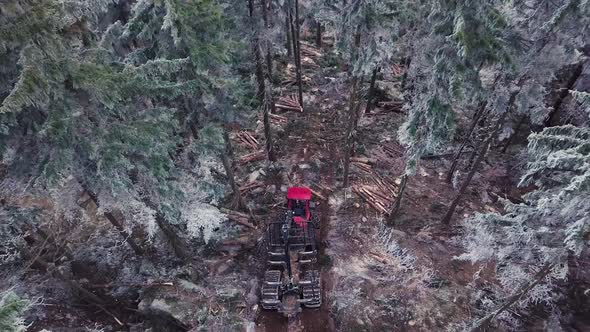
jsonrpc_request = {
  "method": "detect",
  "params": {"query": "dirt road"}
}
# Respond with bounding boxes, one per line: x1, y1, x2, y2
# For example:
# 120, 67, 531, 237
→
255, 47, 341, 330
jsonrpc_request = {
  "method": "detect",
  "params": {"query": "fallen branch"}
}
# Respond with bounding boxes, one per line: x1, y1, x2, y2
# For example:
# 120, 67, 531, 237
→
312, 182, 333, 193
310, 187, 327, 201
225, 214, 256, 229
239, 181, 264, 194
421, 150, 473, 160
220, 208, 257, 229
375, 101, 404, 113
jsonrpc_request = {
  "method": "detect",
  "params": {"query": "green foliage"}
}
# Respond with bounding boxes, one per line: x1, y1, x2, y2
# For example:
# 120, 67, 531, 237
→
335, 0, 410, 77
0, 292, 29, 332
399, 95, 455, 174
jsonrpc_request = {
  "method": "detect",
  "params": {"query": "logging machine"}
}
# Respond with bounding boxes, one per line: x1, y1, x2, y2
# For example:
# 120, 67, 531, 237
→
261, 187, 321, 316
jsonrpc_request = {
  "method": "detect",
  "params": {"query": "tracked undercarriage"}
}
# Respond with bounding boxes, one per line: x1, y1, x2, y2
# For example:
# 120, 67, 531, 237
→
261, 187, 321, 316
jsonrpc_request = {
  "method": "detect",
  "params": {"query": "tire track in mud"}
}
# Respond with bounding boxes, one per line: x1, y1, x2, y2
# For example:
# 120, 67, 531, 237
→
255, 93, 339, 332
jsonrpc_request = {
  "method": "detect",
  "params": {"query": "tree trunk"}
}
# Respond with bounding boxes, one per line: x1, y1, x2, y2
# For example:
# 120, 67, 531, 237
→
263, 80, 277, 162
249, 0, 266, 104
387, 174, 408, 225
289, 9, 298, 63
315, 20, 322, 47
79, 182, 144, 256
151, 205, 191, 261
401, 57, 411, 90
442, 100, 512, 225
131, 188, 190, 262
21, 247, 107, 305
364, 67, 379, 114
470, 263, 555, 331
260, 0, 268, 26
543, 61, 585, 127
342, 30, 363, 188
260, 0, 273, 80
294, 0, 304, 108
285, 13, 292, 57
222, 129, 246, 210
342, 76, 360, 188
501, 114, 527, 153
446, 101, 487, 183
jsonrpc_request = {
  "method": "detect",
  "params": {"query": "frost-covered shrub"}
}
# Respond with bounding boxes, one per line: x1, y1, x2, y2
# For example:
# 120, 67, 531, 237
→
377, 224, 416, 272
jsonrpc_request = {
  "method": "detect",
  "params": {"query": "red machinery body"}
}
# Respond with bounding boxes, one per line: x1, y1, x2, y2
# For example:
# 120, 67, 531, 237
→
261, 186, 321, 316
287, 187, 312, 228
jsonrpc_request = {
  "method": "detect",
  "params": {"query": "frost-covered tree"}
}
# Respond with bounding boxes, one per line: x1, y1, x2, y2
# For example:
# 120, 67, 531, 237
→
0, 291, 29, 332
336, 0, 407, 187
458, 125, 590, 330
392, 0, 518, 220
0, 0, 243, 259
442, 0, 590, 224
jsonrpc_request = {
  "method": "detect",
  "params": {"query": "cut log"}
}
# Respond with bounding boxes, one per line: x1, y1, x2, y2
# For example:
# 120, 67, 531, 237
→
234, 131, 259, 150
312, 182, 333, 193
299, 41, 322, 58
269, 113, 288, 123
238, 151, 266, 164
224, 214, 256, 229
352, 186, 389, 214
352, 161, 372, 173
350, 156, 375, 164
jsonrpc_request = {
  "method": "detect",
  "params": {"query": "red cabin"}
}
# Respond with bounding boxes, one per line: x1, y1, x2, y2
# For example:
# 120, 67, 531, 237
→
287, 187, 312, 227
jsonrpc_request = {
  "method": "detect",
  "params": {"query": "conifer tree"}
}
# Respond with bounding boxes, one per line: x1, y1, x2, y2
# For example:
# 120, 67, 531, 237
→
442, 0, 590, 224
0, 0, 238, 259
337, 0, 405, 187
458, 125, 590, 330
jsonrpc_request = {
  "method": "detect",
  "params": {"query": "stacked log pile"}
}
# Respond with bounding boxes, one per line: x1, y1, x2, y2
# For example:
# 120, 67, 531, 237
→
352, 182, 397, 214
282, 65, 313, 86
310, 182, 333, 201
351, 157, 374, 174
380, 143, 401, 159
275, 95, 303, 112
351, 155, 399, 214
300, 41, 322, 58
300, 42, 321, 70
269, 113, 288, 124
234, 131, 259, 149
